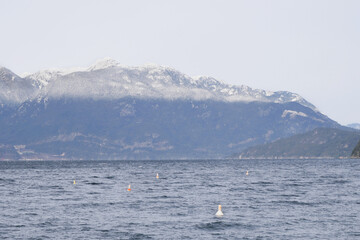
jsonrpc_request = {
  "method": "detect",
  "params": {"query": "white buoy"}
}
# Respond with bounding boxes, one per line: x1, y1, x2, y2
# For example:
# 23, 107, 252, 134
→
215, 205, 223, 217
156, 173, 159, 179
246, 170, 249, 176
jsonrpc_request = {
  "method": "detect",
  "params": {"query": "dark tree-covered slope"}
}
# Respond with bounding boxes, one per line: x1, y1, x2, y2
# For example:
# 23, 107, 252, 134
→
236, 128, 360, 159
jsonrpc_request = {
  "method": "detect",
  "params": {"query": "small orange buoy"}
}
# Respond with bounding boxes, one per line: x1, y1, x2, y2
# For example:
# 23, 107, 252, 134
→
246, 170, 249, 176
127, 184, 131, 191
215, 205, 223, 217
156, 173, 159, 179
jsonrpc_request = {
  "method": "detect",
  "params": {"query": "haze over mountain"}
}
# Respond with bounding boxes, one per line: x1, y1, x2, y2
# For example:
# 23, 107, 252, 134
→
347, 123, 360, 130
0, 59, 342, 160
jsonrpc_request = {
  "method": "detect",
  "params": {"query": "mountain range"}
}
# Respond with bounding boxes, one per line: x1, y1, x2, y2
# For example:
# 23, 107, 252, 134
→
1, 58, 316, 108
0, 58, 349, 160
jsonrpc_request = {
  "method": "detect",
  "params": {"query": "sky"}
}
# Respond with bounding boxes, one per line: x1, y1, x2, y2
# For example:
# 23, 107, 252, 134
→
1, 0, 359, 125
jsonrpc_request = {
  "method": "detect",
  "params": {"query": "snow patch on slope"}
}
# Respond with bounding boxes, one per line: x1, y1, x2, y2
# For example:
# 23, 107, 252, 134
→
282, 110, 308, 119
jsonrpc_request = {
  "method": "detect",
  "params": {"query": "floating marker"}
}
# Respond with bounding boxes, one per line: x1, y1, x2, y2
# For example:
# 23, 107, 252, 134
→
127, 184, 131, 191
215, 205, 223, 217
73, 180, 76, 184
156, 173, 159, 179
246, 170, 249, 176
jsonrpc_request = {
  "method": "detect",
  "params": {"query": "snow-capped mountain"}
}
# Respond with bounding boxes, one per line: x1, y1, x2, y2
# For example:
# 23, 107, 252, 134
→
17, 58, 316, 110
0, 67, 37, 104
0, 58, 343, 160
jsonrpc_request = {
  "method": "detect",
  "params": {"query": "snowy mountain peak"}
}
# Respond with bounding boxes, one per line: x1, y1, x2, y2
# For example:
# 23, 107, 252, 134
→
88, 57, 120, 71
0, 66, 38, 104
0, 59, 318, 111
24, 70, 61, 88
0, 67, 21, 83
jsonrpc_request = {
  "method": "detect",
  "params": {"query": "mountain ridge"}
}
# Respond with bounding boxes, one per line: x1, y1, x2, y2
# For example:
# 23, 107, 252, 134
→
1, 58, 317, 111
0, 59, 344, 160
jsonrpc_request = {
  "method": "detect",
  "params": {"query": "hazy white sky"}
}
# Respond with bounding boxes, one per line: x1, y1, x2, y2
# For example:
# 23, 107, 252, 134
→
1, 0, 359, 125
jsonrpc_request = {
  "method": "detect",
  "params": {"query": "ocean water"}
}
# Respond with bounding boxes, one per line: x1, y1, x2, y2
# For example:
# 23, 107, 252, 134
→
0, 159, 359, 239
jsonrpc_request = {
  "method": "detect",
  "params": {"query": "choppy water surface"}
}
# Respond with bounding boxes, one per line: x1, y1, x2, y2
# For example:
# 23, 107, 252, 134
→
1, 159, 360, 239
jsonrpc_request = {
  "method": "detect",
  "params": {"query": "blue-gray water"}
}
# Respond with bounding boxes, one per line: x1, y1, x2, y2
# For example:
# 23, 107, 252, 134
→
1, 159, 359, 239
